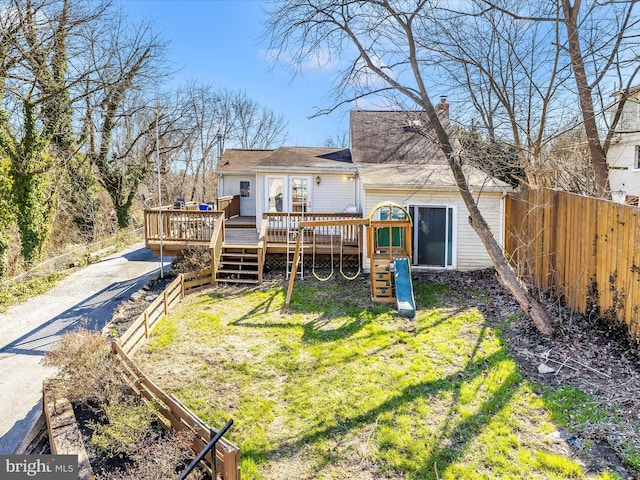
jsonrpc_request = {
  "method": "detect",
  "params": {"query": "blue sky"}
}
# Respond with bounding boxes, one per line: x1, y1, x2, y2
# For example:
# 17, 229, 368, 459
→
118, 0, 350, 147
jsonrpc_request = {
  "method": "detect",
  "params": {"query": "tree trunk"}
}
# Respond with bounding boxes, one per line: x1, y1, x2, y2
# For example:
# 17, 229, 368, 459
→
421, 102, 556, 335
115, 202, 132, 229
561, 0, 610, 198
447, 154, 555, 335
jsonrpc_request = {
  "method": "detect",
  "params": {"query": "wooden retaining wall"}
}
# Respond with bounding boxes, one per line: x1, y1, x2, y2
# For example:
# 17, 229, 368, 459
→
111, 342, 240, 479
505, 189, 640, 342
114, 269, 240, 479
43, 380, 94, 480
45, 267, 240, 479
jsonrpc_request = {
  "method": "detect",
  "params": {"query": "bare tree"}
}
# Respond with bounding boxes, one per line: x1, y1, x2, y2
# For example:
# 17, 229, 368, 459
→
323, 130, 349, 148
478, 0, 640, 198
432, 1, 570, 189
161, 85, 289, 205
267, 0, 556, 334
0, 0, 109, 264
175, 83, 232, 203
230, 90, 288, 149
82, 14, 172, 228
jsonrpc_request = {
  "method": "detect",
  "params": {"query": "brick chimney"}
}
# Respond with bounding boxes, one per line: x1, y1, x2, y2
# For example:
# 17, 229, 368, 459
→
435, 96, 449, 117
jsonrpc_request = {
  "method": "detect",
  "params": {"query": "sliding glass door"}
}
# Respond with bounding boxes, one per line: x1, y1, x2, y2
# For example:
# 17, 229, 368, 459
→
410, 205, 455, 268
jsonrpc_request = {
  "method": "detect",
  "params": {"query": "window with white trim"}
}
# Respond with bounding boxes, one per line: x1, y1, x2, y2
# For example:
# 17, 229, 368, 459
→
240, 180, 251, 198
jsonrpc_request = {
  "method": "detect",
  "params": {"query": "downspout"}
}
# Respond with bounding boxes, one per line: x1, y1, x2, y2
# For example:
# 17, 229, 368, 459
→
499, 190, 507, 249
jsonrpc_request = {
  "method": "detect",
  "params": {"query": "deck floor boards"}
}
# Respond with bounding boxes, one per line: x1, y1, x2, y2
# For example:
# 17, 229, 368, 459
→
225, 216, 256, 228
224, 228, 259, 247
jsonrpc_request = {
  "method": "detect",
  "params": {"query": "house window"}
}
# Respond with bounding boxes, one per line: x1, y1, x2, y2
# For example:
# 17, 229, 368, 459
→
239, 180, 251, 198
635, 146, 640, 170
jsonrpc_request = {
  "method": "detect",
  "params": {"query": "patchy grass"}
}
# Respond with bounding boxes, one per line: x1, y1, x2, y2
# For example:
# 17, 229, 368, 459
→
0, 228, 142, 311
0, 271, 63, 309
137, 277, 625, 479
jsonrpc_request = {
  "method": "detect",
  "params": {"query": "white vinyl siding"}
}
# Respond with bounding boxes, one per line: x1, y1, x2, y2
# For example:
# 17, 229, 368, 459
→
609, 141, 640, 204
363, 189, 504, 271
255, 172, 358, 219
221, 174, 256, 216
312, 174, 357, 212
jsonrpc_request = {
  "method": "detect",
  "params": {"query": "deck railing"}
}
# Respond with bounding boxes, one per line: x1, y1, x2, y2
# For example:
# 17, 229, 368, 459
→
217, 195, 240, 219
264, 212, 363, 246
145, 209, 223, 244
209, 215, 225, 280
256, 218, 268, 283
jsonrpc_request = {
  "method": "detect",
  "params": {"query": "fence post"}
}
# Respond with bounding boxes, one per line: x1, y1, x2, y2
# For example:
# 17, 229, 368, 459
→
144, 311, 149, 338
164, 290, 169, 315
181, 274, 185, 298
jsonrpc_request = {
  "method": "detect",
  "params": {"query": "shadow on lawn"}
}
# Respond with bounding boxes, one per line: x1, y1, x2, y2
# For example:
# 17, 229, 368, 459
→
230, 282, 391, 344
242, 322, 521, 479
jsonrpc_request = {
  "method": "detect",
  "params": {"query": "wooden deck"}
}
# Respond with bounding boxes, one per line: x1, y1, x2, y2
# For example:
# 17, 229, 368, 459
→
224, 228, 259, 247
226, 216, 256, 228
145, 210, 366, 281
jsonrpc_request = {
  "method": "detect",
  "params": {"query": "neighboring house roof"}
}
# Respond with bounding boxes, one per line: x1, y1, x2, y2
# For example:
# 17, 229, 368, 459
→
612, 84, 640, 97
357, 162, 511, 192
216, 147, 354, 174
350, 110, 449, 164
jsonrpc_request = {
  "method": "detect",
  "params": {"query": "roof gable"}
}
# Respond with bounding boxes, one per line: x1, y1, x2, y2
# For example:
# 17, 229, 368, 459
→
350, 110, 449, 164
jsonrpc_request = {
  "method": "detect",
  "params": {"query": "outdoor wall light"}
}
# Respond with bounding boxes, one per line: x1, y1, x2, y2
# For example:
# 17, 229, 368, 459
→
316, 176, 321, 186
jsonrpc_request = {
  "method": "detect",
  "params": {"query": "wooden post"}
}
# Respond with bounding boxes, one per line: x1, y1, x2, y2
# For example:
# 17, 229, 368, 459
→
285, 229, 304, 307
164, 290, 168, 315
144, 311, 150, 338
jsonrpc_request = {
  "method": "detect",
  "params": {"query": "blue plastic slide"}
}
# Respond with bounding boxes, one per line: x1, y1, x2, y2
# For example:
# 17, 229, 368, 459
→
393, 257, 416, 319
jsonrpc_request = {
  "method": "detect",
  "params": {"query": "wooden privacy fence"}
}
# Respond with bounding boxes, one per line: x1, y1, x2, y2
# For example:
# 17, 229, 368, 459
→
114, 270, 240, 480
505, 189, 640, 342
217, 195, 240, 219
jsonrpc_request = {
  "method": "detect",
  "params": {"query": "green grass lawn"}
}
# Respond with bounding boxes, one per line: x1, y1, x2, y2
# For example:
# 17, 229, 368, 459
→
136, 276, 627, 480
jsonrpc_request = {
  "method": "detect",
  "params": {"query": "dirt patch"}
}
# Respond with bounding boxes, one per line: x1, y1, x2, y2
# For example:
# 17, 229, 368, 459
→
416, 269, 640, 479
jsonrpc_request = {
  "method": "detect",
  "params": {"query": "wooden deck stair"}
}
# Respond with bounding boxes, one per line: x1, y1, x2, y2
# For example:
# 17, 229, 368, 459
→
216, 245, 261, 284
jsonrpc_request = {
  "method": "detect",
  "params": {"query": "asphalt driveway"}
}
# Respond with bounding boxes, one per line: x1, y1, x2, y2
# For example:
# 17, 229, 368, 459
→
0, 243, 170, 453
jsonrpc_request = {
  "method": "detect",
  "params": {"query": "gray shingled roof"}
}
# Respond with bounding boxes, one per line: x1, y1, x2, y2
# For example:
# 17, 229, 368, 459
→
216, 147, 354, 173
217, 111, 510, 192
215, 149, 273, 173
357, 162, 511, 191
350, 110, 449, 164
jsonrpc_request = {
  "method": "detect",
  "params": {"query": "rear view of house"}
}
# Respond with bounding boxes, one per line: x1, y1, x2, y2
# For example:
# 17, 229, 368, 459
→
350, 110, 511, 271
146, 108, 511, 282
